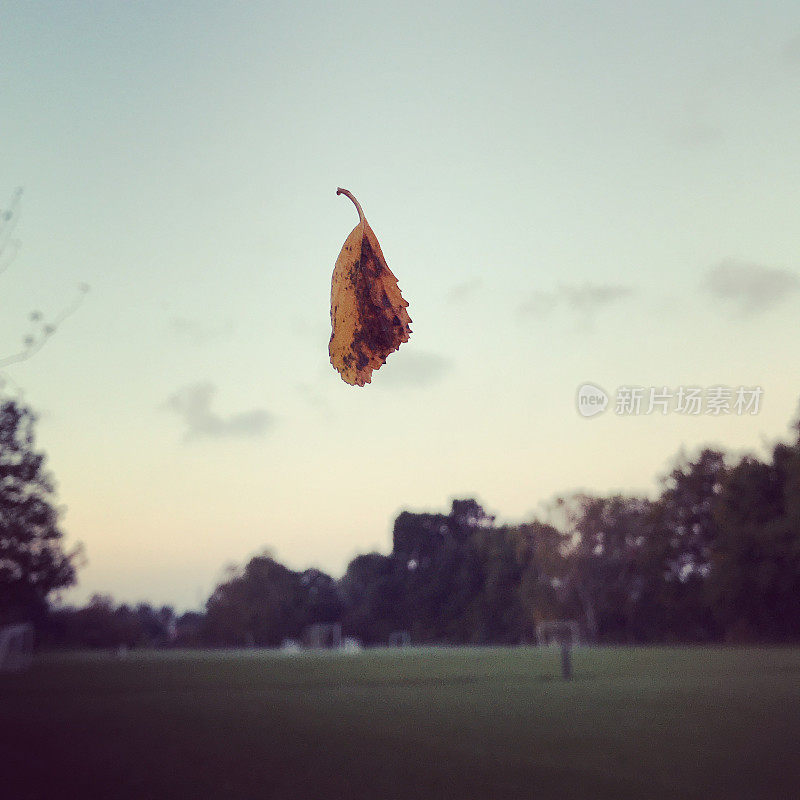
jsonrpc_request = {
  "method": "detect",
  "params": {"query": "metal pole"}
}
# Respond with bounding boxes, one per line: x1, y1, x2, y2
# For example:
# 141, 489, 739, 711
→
560, 640, 573, 680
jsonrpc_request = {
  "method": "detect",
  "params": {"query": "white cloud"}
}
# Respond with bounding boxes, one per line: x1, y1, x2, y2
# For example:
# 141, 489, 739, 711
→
163, 382, 272, 441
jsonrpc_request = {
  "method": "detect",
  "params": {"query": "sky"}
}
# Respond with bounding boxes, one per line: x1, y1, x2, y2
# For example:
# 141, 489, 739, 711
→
2, 1, 799, 610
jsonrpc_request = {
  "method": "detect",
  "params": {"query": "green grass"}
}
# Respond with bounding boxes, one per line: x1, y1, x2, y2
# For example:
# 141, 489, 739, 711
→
2, 647, 800, 799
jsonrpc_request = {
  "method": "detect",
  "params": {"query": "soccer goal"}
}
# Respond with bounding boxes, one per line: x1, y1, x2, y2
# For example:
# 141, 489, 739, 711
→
0, 623, 34, 672
302, 622, 342, 650
535, 620, 581, 648
388, 630, 411, 647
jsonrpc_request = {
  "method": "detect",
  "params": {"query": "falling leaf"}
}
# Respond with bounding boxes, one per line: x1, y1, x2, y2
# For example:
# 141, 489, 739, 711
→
329, 188, 411, 386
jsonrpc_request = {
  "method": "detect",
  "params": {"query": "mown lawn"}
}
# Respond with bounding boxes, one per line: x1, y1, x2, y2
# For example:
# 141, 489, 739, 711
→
2, 646, 799, 799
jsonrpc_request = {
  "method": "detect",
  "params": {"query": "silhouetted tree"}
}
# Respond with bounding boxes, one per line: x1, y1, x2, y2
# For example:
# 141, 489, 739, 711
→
46, 595, 144, 649
340, 552, 403, 644
467, 525, 526, 644
391, 501, 484, 643
709, 433, 800, 641
638, 449, 728, 641
558, 493, 655, 642
0, 399, 80, 625
203, 554, 342, 646
515, 520, 573, 641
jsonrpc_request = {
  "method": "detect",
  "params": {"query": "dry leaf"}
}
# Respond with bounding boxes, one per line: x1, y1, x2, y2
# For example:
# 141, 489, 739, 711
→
329, 188, 411, 386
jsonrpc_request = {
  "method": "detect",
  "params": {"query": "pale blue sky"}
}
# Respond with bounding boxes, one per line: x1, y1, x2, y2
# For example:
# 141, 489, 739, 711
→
2, 1, 799, 609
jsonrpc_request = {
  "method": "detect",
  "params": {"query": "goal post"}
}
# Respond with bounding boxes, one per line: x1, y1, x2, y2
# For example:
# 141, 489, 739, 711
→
0, 623, 34, 672
535, 619, 581, 648
388, 630, 411, 647
302, 622, 342, 650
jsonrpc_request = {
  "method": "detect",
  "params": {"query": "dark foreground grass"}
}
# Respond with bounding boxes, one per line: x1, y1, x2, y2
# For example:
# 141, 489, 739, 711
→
2, 646, 799, 799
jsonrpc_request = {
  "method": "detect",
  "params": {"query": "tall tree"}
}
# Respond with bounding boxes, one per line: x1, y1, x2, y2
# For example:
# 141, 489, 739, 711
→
654, 449, 727, 580
340, 552, 403, 644
558, 493, 654, 642
468, 525, 527, 644
644, 449, 727, 641
0, 399, 80, 624
391, 500, 494, 643
203, 553, 342, 647
515, 520, 573, 641
709, 436, 800, 641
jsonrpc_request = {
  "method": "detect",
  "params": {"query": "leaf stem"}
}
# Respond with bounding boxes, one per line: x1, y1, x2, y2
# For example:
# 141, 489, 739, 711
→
336, 188, 365, 224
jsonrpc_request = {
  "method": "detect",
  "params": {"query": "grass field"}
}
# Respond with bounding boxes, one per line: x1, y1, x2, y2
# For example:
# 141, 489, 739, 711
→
2, 646, 799, 799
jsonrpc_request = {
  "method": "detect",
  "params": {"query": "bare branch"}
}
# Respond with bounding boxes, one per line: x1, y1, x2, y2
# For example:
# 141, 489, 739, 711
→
0, 284, 90, 369
1, 188, 89, 372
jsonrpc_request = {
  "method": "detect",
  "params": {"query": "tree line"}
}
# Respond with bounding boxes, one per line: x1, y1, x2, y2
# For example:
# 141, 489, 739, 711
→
2, 396, 800, 647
